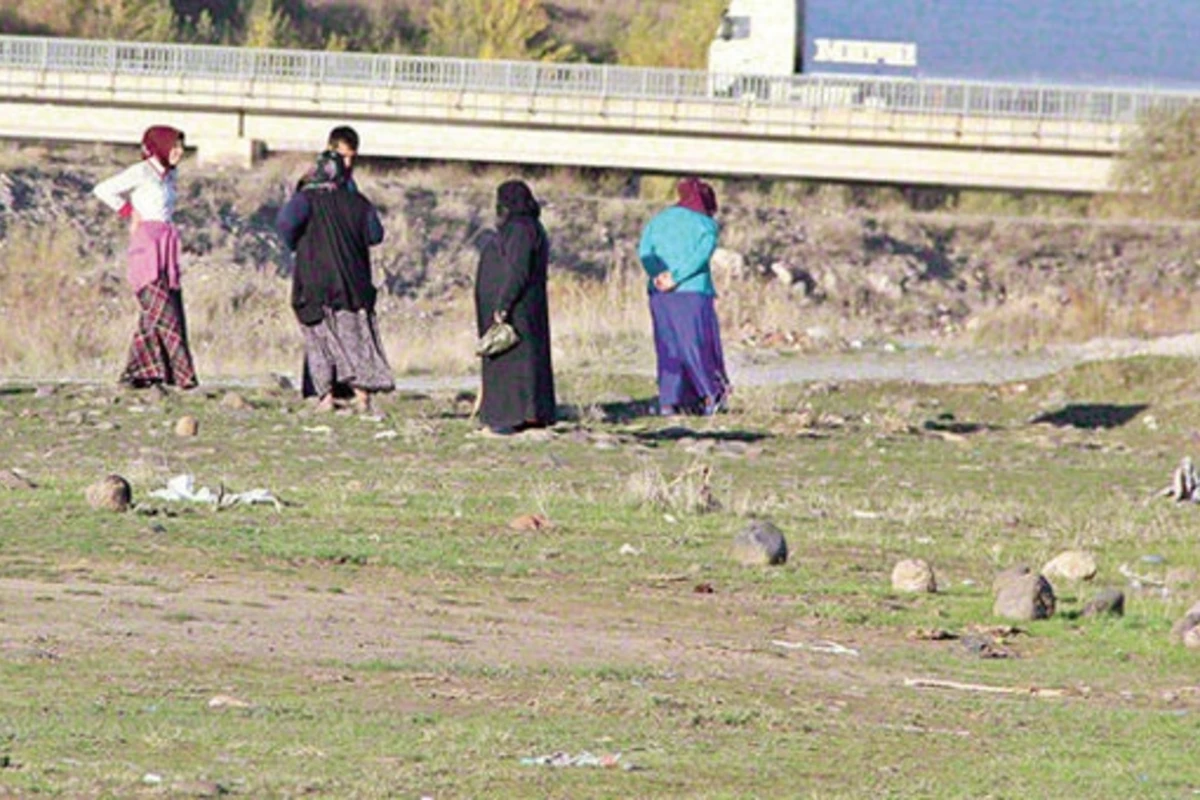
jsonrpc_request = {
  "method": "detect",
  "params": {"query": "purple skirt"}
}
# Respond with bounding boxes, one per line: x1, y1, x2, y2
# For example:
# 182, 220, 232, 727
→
650, 292, 730, 413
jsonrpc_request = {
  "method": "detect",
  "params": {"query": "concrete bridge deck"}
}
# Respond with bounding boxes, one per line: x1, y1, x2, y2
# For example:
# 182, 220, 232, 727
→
0, 36, 1190, 191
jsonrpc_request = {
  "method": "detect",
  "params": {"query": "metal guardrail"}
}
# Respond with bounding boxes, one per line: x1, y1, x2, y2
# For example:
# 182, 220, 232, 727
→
1, 35, 1198, 124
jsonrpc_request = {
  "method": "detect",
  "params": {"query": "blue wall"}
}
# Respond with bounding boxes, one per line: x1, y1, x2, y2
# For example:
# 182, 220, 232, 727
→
803, 0, 1200, 88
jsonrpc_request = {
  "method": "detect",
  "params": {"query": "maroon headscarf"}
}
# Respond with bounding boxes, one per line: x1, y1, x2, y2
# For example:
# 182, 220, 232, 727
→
676, 177, 718, 217
141, 126, 185, 171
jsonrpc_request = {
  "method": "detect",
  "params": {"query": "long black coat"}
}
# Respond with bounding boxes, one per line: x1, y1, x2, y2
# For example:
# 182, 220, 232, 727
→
276, 187, 384, 326
474, 208, 555, 430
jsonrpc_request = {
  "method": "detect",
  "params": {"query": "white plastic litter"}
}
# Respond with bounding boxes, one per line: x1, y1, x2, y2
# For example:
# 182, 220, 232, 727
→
148, 474, 284, 510
771, 639, 861, 657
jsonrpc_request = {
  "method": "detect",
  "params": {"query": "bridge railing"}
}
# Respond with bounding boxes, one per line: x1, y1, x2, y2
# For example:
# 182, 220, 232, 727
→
1, 35, 1197, 124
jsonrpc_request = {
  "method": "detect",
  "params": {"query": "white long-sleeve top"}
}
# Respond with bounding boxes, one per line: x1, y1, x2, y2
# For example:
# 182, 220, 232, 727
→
92, 160, 177, 222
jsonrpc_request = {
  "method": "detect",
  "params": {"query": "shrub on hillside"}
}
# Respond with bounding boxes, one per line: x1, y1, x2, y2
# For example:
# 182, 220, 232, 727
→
1115, 105, 1200, 219
426, 0, 572, 61
615, 0, 724, 68
0, 0, 179, 41
241, 0, 295, 48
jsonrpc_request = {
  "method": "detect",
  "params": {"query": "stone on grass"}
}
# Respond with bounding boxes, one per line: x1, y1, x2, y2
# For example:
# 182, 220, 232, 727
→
1042, 550, 1097, 582
732, 520, 787, 566
992, 564, 1032, 593
1184, 626, 1200, 650
509, 514, 553, 532
993, 573, 1056, 621
1081, 588, 1125, 618
174, 416, 199, 437
86, 474, 132, 512
891, 559, 937, 593
1170, 601, 1200, 644
220, 392, 250, 411
0, 468, 36, 490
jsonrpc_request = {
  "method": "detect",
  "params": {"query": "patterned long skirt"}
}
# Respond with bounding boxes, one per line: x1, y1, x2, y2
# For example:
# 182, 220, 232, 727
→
121, 280, 198, 389
300, 308, 395, 398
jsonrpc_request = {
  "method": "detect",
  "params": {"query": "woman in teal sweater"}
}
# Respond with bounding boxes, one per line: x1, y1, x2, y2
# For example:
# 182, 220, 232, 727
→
638, 178, 730, 416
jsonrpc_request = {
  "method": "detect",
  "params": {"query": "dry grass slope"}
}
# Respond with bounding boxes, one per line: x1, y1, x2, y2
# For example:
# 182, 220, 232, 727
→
5, 148, 1200, 383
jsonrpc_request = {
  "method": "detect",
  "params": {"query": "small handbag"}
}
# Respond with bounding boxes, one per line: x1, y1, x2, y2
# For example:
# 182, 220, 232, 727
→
476, 320, 520, 357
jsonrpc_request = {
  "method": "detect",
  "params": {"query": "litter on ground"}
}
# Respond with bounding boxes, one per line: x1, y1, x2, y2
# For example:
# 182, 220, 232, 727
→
148, 474, 285, 510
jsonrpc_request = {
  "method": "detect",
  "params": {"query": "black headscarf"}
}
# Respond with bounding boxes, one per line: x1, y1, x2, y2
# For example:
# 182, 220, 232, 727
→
496, 180, 540, 222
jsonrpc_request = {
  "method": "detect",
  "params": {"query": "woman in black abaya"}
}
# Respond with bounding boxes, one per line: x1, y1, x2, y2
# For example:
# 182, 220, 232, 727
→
474, 180, 556, 434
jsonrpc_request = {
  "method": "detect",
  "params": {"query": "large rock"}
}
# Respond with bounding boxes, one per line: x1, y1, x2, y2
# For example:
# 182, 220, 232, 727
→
993, 573, 1056, 621
1185, 626, 1200, 650
1081, 588, 1125, 618
891, 559, 937, 593
1170, 601, 1200, 644
732, 521, 787, 566
174, 416, 199, 437
1042, 550, 1098, 582
220, 392, 250, 411
992, 564, 1032, 593
86, 474, 132, 512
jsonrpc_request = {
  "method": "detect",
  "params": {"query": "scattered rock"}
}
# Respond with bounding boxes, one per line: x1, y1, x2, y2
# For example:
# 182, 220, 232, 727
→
618, 543, 642, 556
731, 520, 788, 566
891, 558, 937, 593
1163, 456, 1198, 501
693, 582, 715, 594
220, 392, 250, 411
1042, 550, 1097, 582
770, 262, 796, 286
1166, 567, 1199, 589
174, 416, 200, 437
993, 573, 1056, 621
0, 469, 36, 490
1170, 601, 1200, 644
992, 564, 1032, 593
1185, 626, 1200, 650
85, 475, 132, 513
960, 634, 1012, 659
1081, 588, 1125, 618
34, 384, 57, 399
509, 514, 553, 532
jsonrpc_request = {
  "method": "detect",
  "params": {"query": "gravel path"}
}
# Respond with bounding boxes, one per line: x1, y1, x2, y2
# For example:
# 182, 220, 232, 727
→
731, 332, 1200, 386
4, 333, 1199, 392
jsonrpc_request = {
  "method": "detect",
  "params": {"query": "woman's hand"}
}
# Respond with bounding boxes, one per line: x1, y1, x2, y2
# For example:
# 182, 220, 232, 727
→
653, 272, 677, 292
493, 310, 507, 324
128, 208, 143, 237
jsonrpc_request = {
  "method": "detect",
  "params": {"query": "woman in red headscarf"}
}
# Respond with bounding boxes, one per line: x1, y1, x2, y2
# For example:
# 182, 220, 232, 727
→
638, 177, 729, 416
93, 125, 197, 390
